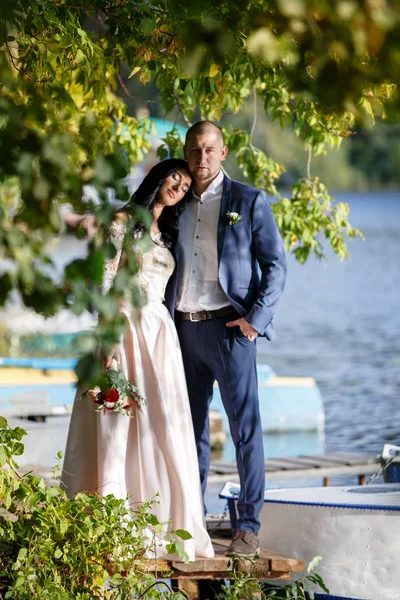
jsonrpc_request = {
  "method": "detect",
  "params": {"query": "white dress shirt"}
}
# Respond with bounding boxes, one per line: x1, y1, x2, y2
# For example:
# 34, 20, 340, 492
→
176, 170, 231, 312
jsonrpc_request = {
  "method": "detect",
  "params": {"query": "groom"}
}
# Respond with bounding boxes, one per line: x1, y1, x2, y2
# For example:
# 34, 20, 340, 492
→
165, 121, 287, 555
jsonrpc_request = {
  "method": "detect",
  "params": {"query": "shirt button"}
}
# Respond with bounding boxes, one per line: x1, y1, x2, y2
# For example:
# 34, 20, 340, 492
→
192, 270, 195, 273
194, 253, 197, 256
196, 235, 199, 239
197, 219, 200, 222
200, 201, 203, 205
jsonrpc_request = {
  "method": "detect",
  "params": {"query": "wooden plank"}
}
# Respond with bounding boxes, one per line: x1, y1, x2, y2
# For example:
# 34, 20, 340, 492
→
272, 456, 338, 468
172, 571, 290, 580
210, 465, 378, 484
211, 453, 379, 472
172, 557, 230, 572
211, 452, 381, 492
209, 465, 238, 474
266, 463, 379, 480
325, 452, 378, 464
297, 454, 362, 466
264, 458, 313, 470
211, 460, 239, 468
174, 571, 291, 582
142, 558, 172, 572
262, 551, 303, 573
210, 538, 304, 573
142, 539, 304, 582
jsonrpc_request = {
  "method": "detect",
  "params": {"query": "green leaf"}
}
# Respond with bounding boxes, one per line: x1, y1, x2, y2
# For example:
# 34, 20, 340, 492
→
142, 17, 156, 36
75, 49, 85, 64
14, 576, 25, 588
166, 542, 176, 554
12, 427, 27, 440
4, 492, 12, 510
13, 441, 24, 456
54, 548, 63, 559
175, 528, 193, 540
146, 513, 160, 526
0, 417, 7, 429
17, 547, 27, 560
0, 445, 6, 466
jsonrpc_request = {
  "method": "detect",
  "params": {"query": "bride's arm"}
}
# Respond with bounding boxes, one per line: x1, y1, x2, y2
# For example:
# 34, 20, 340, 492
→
101, 214, 127, 368
101, 214, 127, 295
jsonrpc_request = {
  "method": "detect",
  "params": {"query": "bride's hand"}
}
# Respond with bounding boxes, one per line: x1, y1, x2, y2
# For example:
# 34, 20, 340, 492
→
104, 344, 121, 369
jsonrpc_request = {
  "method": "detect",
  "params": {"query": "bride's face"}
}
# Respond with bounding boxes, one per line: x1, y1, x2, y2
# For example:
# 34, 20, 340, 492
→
157, 169, 192, 207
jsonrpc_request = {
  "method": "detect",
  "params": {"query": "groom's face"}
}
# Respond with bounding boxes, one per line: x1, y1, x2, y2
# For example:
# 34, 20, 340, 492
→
184, 129, 227, 189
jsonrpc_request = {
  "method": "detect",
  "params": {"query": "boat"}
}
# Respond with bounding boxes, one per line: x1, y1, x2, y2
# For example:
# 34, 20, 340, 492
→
220, 479, 400, 600
0, 357, 324, 433
212, 364, 324, 433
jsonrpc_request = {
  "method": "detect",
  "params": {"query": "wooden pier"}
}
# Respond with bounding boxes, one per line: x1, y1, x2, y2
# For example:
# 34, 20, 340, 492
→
209, 451, 381, 486
144, 537, 304, 599
19, 451, 381, 492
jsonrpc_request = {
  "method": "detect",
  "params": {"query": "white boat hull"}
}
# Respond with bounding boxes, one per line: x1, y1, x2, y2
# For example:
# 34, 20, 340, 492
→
259, 484, 400, 600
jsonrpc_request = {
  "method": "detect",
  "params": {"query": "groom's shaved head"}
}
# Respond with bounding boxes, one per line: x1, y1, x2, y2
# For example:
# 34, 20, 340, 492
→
185, 121, 224, 147
184, 120, 227, 193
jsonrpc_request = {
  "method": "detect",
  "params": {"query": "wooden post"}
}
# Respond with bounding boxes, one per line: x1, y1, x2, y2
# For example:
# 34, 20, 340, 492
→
176, 578, 201, 599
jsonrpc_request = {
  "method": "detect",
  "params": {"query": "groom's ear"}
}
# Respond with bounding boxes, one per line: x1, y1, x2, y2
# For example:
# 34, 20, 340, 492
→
183, 144, 188, 159
221, 145, 228, 161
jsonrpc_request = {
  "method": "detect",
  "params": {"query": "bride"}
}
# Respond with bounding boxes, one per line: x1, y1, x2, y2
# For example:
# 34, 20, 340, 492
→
61, 158, 214, 560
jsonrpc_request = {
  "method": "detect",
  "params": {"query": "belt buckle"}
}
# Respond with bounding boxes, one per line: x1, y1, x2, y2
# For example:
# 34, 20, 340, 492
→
189, 311, 201, 322
189, 311, 213, 322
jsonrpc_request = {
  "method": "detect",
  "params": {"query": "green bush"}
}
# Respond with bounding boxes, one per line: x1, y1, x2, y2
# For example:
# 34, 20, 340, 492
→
0, 416, 188, 599
0, 418, 328, 599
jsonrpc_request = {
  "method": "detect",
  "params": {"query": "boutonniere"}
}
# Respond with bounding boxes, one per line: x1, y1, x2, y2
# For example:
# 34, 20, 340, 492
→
226, 211, 242, 225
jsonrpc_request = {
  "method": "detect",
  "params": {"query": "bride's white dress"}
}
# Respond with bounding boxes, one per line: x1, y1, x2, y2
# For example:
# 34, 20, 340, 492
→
61, 222, 214, 560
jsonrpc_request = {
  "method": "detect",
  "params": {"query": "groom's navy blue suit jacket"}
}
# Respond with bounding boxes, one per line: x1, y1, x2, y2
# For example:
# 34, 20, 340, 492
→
165, 175, 287, 340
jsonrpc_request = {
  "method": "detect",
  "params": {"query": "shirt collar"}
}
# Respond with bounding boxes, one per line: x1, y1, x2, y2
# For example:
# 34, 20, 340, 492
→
193, 170, 224, 200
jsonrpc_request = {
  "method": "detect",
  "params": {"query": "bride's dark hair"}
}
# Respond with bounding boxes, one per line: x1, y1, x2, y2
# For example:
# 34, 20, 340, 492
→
124, 158, 192, 248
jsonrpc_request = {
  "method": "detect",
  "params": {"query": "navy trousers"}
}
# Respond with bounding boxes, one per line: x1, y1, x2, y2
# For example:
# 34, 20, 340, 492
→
176, 314, 265, 534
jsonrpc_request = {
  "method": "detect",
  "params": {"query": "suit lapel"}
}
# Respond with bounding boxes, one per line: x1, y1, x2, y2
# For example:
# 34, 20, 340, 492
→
172, 232, 180, 265
217, 174, 232, 264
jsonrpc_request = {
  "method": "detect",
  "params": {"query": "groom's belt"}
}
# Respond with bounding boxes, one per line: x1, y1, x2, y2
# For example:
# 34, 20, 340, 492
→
176, 306, 238, 322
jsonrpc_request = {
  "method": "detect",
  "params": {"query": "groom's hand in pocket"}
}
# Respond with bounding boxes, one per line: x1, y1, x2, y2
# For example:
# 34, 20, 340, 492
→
226, 317, 258, 342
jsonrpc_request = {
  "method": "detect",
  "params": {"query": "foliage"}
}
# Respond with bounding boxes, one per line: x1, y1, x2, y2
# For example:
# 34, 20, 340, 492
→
273, 177, 364, 263
0, 417, 329, 599
216, 555, 329, 600
0, 416, 190, 599
2, 0, 399, 361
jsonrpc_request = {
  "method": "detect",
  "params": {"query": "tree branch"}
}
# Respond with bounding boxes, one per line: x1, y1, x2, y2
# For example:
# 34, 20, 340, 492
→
249, 85, 258, 144
5, 44, 26, 76
173, 91, 192, 128
116, 74, 156, 102
306, 144, 312, 179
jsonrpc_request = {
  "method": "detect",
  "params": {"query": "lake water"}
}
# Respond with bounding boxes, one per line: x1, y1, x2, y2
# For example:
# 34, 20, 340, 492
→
262, 190, 400, 457
5, 190, 400, 510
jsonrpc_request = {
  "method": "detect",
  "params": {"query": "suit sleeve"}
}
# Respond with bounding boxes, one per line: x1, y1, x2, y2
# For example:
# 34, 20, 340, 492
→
245, 191, 287, 335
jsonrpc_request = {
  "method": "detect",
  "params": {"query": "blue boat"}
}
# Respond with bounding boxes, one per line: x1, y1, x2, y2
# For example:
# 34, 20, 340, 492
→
0, 357, 324, 432
212, 364, 324, 433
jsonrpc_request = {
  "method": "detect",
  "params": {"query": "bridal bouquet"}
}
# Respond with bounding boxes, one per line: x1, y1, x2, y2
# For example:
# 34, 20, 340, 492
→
82, 362, 146, 418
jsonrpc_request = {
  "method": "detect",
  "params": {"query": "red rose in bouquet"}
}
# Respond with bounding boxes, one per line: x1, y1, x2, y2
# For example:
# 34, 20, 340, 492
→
102, 388, 119, 409
81, 367, 146, 418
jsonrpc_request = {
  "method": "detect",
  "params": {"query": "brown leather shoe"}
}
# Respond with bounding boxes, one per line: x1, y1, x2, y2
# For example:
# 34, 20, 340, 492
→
225, 529, 260, 556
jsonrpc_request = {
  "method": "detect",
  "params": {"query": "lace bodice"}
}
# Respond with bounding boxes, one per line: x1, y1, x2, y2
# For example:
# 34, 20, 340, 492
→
102, 220, 175, 303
